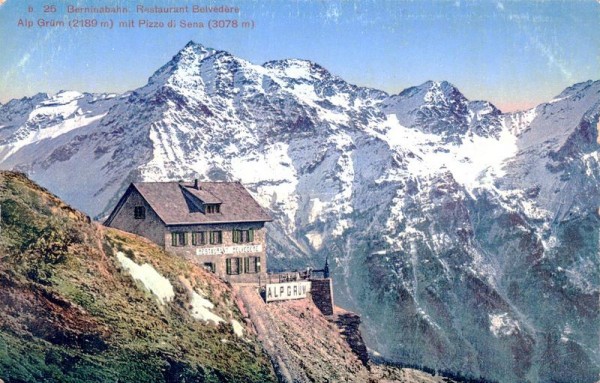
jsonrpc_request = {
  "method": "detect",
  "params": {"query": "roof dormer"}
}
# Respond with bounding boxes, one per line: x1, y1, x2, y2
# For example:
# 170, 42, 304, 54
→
180, 180, 223, 214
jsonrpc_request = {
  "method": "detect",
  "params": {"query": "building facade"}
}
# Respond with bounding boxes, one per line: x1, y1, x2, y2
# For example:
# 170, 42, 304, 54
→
104, 180, 271, 283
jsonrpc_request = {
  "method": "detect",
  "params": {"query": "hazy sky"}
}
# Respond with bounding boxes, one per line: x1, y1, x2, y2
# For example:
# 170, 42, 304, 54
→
0, 0, 598, 112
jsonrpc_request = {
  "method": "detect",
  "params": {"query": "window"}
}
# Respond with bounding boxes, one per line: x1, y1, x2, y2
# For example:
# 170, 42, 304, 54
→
203, 262, 215, 273
232, 229, 254, 243
244, 256, 261, 274
134, 206, 145, 220
205, 204, 220, 214
209, 231, 222, 244
192, 231, 206, 246
226, 257, 243, 275
171, 232, 187, 247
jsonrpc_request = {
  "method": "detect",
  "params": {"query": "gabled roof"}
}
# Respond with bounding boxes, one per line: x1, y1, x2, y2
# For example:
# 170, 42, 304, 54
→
108, 181, 272, 226
138, 181, 271, 225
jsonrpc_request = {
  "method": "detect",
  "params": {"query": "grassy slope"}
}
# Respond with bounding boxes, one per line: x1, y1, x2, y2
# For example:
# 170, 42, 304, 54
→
0, 171, 275, 383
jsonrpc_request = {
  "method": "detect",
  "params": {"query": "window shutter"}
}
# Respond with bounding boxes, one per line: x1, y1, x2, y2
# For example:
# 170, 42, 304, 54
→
182, 232, 187, 246
226, 258, 231, 275
244, 257, 249, 273
248, 229, 254, 242
171, 233, 177, 246
232, 230, 238, 243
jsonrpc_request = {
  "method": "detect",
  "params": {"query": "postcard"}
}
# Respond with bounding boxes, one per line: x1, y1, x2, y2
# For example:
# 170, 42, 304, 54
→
0, 1, 598, 382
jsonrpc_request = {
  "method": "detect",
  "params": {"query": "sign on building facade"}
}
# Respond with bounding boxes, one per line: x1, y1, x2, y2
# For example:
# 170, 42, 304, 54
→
265, 281, 311, 302
195, 244, 262, 256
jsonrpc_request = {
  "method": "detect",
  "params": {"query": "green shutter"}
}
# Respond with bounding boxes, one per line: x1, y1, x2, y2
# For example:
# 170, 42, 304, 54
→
226, 258, 231, 275
172, 233, 177, 246
248, 229, 254, 242
237, 258, 243, 274
244, 257, 250, 273
211, 231, 222, 244
183, 232, 187, 246
232, 230, 238, 243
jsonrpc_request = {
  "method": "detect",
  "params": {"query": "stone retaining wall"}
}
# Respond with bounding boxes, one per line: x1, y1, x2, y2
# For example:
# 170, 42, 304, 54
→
309, 278, 334, 316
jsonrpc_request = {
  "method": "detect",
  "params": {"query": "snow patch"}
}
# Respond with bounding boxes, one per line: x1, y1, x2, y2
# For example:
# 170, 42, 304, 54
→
231, 319, 244, 337
189, 290, 225, 324
309, 198, 325, 224
281, 60, 312, 79
542, 235, 558, 250
383, 113, 517, 191
116, 252, 175, 305
177, 276, 225, 324
305, 231, 323, 250
560, 324, 573, 343
230, 142, 299, 233
489, 313, 520, 337
42, 91, 83, 105
332, 219, 351, 237
520, 199, 551, 221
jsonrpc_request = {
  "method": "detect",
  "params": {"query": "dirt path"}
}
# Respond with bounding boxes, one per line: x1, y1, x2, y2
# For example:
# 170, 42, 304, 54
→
234, 285, 311, 383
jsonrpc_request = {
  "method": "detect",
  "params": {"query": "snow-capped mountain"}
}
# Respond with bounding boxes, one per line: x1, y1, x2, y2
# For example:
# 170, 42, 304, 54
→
1, 41, 598, 383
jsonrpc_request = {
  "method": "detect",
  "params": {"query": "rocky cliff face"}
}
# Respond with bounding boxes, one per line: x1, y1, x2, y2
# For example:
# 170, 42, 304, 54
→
1, 42, 599, 382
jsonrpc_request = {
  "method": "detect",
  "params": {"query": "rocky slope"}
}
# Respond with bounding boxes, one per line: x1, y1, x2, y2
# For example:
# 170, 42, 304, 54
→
1, 42, 599, 382
0, 171, 275, 382
236, 285, 371, 382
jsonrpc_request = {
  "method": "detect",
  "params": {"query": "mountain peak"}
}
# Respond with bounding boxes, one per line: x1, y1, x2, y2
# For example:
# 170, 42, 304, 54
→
394, 80, 466, 106
423, 80, 454, 89
178, 40, 217, 59
146, 41, 219, 88
184, 40, 197, 48
419, 81, 464, 103
169, 41, 219, 69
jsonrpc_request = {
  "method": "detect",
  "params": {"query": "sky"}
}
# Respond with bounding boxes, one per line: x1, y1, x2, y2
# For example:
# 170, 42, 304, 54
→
0, 0, 598, 112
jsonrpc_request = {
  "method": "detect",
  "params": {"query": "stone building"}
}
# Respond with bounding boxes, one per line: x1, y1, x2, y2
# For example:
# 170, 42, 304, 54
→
104, 180, 272, 283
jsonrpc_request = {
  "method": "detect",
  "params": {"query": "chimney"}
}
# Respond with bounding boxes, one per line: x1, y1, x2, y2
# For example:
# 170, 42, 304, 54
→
194, 179, 199, 189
